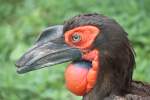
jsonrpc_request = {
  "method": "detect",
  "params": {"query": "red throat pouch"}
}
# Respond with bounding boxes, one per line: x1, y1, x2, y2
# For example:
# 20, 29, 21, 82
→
65, 49, 100, 96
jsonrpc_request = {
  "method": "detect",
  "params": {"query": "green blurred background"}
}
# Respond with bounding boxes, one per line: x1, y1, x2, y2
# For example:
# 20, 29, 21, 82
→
0, 0, 150, 100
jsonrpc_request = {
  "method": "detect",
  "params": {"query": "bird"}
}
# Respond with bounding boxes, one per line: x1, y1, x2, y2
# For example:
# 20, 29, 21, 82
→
16, 13, 150, 100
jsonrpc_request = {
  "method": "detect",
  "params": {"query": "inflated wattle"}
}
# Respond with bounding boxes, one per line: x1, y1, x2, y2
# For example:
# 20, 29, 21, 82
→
65, 49, 100, 96
65, 61, 91, 96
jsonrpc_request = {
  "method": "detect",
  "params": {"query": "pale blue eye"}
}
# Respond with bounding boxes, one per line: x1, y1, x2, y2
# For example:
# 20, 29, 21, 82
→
72, 33, 81, 42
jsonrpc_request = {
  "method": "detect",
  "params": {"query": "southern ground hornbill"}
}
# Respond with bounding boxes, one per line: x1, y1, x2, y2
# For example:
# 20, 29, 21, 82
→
16, 13, 150, 100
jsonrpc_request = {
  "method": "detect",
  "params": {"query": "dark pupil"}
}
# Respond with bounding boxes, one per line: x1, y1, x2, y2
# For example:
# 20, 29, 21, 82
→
72, 34, 80, 41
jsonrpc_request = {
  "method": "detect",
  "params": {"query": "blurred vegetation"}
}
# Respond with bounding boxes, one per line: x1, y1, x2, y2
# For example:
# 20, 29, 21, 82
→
0, 0, 150, 100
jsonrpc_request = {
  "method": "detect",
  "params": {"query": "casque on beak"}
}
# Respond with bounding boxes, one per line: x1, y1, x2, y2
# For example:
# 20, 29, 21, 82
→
16, 25, 82, 74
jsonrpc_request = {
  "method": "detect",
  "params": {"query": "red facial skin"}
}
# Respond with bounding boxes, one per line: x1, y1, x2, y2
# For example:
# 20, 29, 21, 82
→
64, 26, 100, 50
64, 25, 100, 96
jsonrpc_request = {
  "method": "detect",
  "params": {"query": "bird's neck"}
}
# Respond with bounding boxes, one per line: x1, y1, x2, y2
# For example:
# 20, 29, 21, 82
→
82, 62, 130, 100
82, 70, 120, 100
82, 41, 135, 100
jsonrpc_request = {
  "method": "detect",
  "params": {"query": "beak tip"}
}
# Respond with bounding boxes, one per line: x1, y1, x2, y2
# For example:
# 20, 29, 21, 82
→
15, 62, 20, 68
15, 58, 26, 68
16, 70, 22, 74
16, 66, 29, 74
16, 65, 24, 74
15, 60, 29, 74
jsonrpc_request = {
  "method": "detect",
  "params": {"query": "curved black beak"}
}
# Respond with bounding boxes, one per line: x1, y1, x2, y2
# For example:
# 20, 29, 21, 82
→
16, 25, 82, 74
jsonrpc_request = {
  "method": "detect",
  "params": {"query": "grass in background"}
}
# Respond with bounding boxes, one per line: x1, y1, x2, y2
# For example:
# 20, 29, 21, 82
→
0, 0, 150, 100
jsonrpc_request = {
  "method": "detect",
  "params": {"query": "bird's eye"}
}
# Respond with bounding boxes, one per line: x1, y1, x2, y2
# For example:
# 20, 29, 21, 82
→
72, 33, 81, 43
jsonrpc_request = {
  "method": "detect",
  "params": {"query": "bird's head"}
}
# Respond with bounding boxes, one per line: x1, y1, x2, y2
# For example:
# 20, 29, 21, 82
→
16, 13, 135, 97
